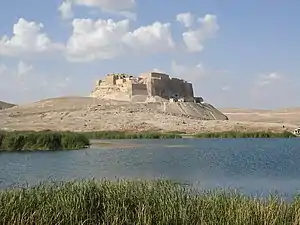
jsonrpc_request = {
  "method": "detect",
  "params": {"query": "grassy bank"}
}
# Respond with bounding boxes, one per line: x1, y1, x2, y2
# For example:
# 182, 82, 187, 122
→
193, 131, 296, 138
80, 130, 182, 139
0, 179, 299, 224
0, 131, 90, 151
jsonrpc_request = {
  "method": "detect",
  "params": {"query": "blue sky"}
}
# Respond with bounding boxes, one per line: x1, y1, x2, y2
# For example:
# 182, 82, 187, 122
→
0, 0, 299, 109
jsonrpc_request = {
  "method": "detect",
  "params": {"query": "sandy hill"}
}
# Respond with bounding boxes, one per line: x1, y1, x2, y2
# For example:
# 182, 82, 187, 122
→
0, 96, 297, 133
0, 101, 15, 110
221, 108, 300, 125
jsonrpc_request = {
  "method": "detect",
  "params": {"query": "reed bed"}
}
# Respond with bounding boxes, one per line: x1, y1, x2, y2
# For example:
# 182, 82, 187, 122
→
0, 131, 90, 151
1, 179, 300, 225
194, 131, 296, 138
80, 131, 182, 139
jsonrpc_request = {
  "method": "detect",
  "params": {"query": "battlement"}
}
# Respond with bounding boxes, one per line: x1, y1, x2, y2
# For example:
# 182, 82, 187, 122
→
91, 71, 200, 102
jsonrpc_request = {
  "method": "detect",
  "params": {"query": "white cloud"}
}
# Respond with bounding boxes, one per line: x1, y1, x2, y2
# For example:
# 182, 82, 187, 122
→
54, 77, 71, 89
59, 0, 136, 20
221, 86, 231, 91
0, 62, 33, 87
17, 61, 33, 77
176, 12, 194, 28
123, 22, 174, 53
73, 0, 135, 11
0, 63, 8, 75
0, 61, 36, 92
66, 18, 174, 62
0, 62, 74, 103
58, 0, 74, 19
263, 72, 281, 80
257, 72, 281, 86
182, 14, 219, 52
249, 72, 293, 108
171, 60, 206, 82
152, 68, 167, 73
0, 18, 63, 56
66, 18, 130, 62
115, 11, 137, 21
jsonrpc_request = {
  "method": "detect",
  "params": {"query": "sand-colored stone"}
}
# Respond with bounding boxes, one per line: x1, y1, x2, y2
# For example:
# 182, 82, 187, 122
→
90, 72, 195, 102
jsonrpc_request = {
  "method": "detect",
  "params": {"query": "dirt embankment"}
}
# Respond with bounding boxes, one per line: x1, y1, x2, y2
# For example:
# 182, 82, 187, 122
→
0, 97, 298, 133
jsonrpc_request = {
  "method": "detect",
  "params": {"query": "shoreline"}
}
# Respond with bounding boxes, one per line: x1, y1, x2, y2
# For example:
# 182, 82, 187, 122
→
0, 130, 297, 152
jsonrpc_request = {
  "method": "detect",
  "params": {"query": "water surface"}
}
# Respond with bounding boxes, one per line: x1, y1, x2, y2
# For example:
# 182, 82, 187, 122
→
1, 138, 300, 198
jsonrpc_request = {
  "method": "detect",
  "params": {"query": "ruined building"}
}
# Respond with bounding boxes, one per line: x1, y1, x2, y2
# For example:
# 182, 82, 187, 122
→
90, 72, 203, 102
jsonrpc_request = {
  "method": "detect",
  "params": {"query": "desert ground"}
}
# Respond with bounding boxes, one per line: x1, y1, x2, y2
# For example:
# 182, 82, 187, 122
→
0, 96, 299, 133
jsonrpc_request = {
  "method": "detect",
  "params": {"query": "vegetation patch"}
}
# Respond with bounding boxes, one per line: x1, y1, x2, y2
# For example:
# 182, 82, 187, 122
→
0, 179, 299, 224
80, 130, 182, 139
0, 131, 90, 151
194, 131, 296, 138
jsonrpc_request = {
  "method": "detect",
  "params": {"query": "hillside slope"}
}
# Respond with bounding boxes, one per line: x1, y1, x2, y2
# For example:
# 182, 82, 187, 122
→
0, 97, 296, 133
165, 102, 227, 120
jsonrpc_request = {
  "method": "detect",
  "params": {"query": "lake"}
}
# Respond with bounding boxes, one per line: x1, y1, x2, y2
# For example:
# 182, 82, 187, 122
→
1, 138, 300, 198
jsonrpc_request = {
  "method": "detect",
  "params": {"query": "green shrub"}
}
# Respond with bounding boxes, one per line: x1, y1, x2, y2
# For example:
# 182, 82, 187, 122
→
0, 179, 299, 224
194, 131, 296, 138
61, 132, 90, 150
0, 131, 5, 147
0, 132, 27, 151
0, 131, 90, 151
81, 131, 182, 139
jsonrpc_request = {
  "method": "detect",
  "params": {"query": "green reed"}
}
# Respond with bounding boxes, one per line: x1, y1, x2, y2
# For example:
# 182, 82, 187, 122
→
0, 179, 300, 225
0, 131, 90, 151
80, 130, 182, 139
194, 131, 296, 138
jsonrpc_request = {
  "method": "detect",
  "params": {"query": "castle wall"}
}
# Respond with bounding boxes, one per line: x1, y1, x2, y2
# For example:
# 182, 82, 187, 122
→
116, 78, 125, 85
104, 75, 116, 85
151, 79, 171, 98
140, 72, 170, 80
149, 72, 170, 80
149, 78, 194, 99
183, 82, 194, 98
92, 72, 195, 101
169, 78, 184, 97
96, 80, 102, 86
131, 83, 148, 96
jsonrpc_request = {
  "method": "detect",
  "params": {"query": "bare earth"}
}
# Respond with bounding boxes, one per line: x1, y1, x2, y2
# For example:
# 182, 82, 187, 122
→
0, 97, 299, 133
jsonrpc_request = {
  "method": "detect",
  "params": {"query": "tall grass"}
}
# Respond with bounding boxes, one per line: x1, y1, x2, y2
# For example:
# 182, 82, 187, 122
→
0, 179, 300, 224
194, 131, 296, 138
0, 131, 90, 151
81, 131, 182, 139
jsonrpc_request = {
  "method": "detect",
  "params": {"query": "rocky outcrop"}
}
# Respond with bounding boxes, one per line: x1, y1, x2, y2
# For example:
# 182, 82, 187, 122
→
0, 101, 15, 110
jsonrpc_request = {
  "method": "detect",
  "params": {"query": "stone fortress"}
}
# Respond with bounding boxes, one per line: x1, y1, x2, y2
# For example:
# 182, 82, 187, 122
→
90, 72, 204, 103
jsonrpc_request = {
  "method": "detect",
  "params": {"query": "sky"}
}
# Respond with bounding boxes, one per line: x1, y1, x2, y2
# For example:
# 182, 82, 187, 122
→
0, 0, 299, 109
